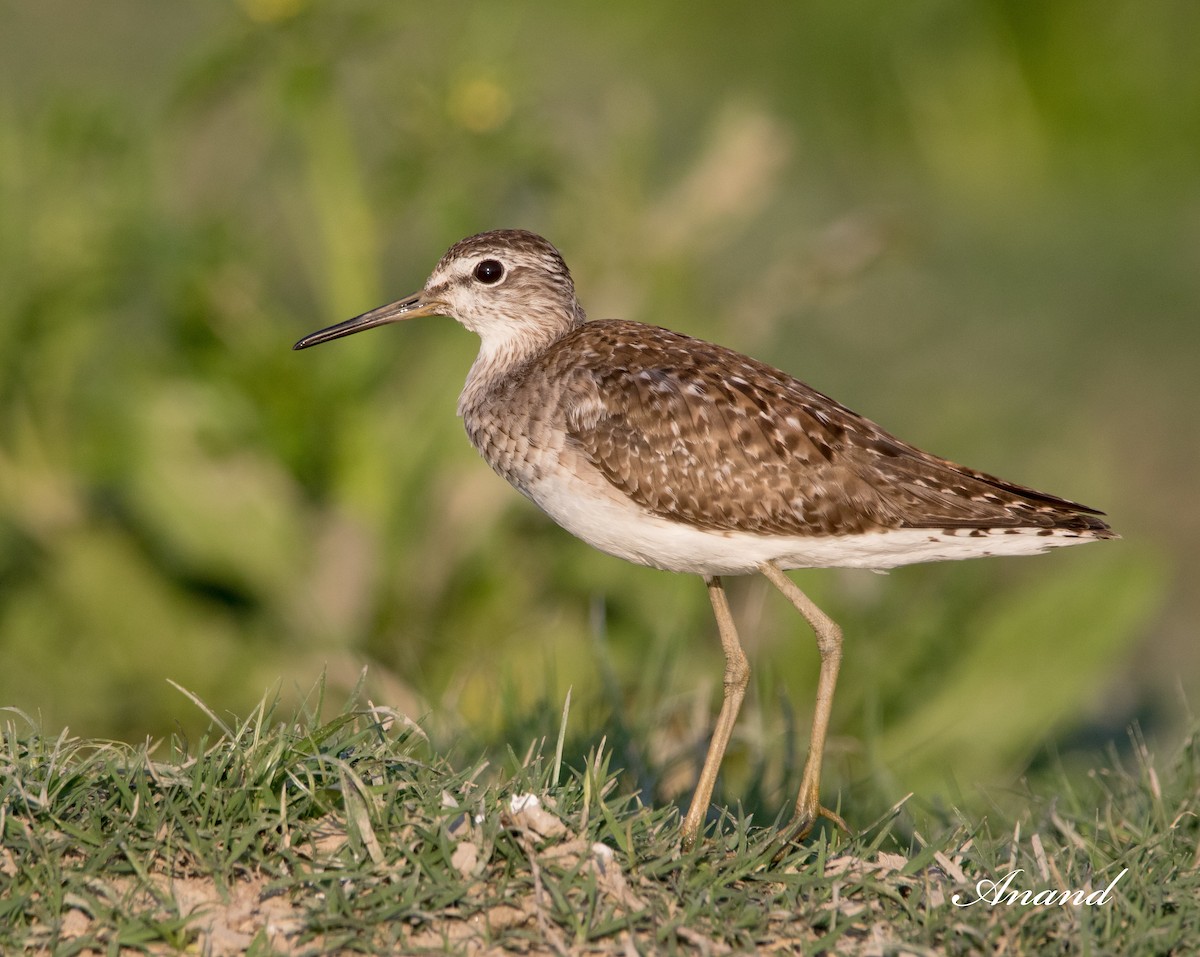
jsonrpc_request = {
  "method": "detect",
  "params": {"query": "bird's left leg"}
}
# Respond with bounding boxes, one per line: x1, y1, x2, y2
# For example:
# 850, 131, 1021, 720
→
759, 561, 849, 844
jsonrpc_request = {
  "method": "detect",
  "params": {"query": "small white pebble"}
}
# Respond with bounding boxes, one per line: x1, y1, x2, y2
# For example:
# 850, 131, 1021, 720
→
509, 793, 541, 814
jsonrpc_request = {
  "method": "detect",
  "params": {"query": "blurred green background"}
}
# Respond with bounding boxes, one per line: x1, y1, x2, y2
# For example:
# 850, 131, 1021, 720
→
0, 1, 1193, 819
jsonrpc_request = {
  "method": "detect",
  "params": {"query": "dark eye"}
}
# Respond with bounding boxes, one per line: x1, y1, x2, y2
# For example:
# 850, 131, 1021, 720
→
473, 259, 504, 284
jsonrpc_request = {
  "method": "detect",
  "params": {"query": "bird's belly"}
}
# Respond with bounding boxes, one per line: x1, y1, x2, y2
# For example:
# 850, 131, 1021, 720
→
516, 458, 1094, 577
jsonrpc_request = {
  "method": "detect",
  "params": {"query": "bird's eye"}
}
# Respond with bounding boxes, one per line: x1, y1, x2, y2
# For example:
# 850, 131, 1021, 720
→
473, 259, 504, 284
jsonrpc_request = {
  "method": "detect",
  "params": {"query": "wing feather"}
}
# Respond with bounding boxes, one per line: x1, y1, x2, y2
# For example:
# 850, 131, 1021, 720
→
549, 321, 1109, 537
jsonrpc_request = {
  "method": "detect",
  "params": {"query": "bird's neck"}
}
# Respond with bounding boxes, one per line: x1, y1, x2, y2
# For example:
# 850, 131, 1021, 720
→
457, 311, 585, 418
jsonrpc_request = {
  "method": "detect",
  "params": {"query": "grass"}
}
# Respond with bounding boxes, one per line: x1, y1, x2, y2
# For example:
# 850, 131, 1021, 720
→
3, 682, 1196, 955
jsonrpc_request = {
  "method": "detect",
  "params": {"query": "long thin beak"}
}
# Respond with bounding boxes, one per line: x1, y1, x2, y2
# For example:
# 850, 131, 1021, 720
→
292, 292, 443, 350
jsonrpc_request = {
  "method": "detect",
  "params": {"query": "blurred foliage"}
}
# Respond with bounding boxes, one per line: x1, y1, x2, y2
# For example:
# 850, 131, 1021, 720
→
0, 1, 1193, 814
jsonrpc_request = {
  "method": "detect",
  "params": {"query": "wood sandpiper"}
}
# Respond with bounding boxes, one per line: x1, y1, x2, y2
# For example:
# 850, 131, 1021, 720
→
295, 228, 1116, 851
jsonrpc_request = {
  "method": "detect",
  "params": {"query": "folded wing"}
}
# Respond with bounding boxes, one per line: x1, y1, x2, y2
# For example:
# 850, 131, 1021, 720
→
557, 322, 1111, 538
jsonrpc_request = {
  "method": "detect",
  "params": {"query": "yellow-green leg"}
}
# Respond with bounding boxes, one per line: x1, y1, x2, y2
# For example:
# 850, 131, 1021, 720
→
680, 575, 749, 852
759, 560, 849, 844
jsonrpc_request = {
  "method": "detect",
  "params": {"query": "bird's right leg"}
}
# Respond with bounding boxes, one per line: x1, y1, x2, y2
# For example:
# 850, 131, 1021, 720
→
680, 575, 750, 852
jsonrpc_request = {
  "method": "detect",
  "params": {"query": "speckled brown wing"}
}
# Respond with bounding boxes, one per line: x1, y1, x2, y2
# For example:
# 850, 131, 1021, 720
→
554, 321, 1111, 537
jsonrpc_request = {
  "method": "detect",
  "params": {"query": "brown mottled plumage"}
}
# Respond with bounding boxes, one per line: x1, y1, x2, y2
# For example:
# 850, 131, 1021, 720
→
295, 228, 1116, 853
494, 319, 1110, 537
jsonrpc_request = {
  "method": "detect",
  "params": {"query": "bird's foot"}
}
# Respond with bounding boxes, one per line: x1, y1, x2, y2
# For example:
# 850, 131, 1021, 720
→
772, 802, 850, 863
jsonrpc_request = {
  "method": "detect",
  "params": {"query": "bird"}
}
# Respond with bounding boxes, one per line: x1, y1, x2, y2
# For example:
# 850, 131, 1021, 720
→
294, 228, 1117, 852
